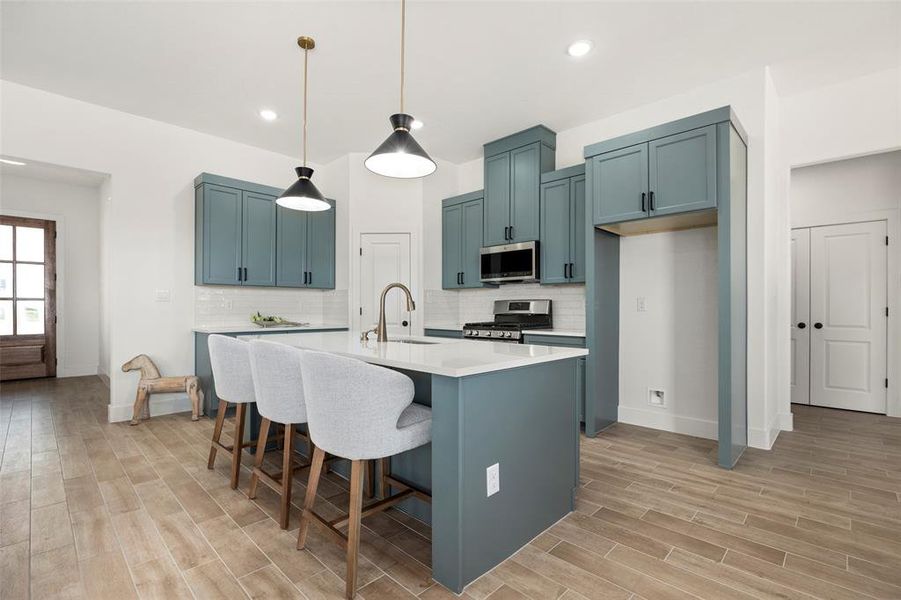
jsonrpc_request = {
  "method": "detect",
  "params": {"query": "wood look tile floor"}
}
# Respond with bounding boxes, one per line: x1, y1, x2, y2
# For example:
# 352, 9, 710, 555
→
2, 376, 901, 600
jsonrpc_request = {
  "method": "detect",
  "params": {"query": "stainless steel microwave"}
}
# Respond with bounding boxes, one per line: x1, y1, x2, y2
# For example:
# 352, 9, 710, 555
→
480, 241, 539, 283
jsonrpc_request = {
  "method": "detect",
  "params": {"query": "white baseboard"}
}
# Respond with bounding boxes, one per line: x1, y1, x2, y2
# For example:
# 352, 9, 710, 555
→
748, 412, 790, 450
58, 363, 99, 378
107, 395, 194, 423
617, 406, 717, 441
98, 372, 110, 388
778, 412, 794, 432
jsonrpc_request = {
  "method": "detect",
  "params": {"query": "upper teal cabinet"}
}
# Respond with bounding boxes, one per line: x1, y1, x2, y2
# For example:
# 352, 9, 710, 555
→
442, 191, 486, 289
483, 126, 556, 246
586, 122, 718, 228
540, 165, 585, 284
194, 173, 335, 289
275, 199, 335, 289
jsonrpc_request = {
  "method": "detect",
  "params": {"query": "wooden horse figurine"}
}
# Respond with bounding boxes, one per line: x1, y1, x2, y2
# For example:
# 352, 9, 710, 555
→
122, 354, 204, 425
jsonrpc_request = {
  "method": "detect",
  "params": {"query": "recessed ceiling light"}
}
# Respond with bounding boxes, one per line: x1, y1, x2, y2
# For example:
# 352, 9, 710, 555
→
0, 158, 26, 166
566, 40, 593, 58
411, 119, 424, 130
259, 109, 278, 122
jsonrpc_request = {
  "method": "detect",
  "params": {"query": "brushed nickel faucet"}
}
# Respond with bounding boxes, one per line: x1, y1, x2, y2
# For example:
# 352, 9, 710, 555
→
361, 282, 416, 342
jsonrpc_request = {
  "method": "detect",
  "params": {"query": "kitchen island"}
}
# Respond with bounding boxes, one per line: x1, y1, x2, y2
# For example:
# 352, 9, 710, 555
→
239, 331, 587, 593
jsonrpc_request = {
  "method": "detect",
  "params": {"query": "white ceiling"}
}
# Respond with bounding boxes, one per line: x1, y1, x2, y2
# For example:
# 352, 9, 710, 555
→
2, 1, 899, 163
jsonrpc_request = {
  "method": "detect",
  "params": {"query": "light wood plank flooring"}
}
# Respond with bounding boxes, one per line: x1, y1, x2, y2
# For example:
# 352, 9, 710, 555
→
2, 376, 900, 599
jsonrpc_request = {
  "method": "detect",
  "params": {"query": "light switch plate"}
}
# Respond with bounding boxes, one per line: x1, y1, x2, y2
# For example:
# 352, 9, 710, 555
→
636, 297, 647, 312
155, 289, 171, 302
486, 463, 500, 497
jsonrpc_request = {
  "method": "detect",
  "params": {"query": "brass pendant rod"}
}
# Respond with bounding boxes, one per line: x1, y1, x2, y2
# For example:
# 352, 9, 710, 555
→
399, 0, 405, 115
303, 44, 309, 168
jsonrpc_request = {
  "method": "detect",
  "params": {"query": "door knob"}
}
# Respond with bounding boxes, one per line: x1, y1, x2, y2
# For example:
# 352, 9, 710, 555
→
797, 322, 806, 329
402, 320, 409, 327
814, 322, 823, 329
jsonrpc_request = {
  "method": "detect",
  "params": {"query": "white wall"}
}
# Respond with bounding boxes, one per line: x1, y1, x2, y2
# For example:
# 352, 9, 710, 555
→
0, 173, 103, 377
790, 151, 901, 417
0, 80, 339, 421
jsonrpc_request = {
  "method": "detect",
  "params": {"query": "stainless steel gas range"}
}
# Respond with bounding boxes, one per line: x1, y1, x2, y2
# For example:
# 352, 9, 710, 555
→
462, 299, 552, 343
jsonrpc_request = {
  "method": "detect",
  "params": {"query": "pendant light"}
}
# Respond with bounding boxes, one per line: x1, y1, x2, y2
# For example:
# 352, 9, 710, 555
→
278, 36, 330, 212
364, 0, 436, 179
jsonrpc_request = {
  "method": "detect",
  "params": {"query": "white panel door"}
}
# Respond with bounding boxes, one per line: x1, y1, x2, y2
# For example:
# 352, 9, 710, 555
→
359, 233, 412, 336
809, 221, 887, 413
791, 228, 811, 405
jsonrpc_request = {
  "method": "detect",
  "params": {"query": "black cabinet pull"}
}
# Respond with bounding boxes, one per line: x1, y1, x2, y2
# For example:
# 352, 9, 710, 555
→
569, 262, 575, 278
564, 263, 568, 278
814, 322, 823, 329
509, 225, 514, 240
649, 191, 655, 211
243, 267, 248, 281
797, 322, 806, 329
504, 226, 510, 240
237, 267, 242, 281
641, 192, 646, 212
308, 271, 312, 285
460, 272, 464, 285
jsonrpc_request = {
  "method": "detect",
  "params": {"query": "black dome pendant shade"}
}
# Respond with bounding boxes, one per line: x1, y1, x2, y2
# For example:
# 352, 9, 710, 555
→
277, 36, 331, 212
365, 0, 436, 179
365, 113, 436, 178
277, 166, 329, 212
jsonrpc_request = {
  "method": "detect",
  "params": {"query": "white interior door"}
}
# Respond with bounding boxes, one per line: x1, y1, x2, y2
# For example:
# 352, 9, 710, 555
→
359, 233, 412, 336
790, 228, 811, 405
809, 221, 887, 413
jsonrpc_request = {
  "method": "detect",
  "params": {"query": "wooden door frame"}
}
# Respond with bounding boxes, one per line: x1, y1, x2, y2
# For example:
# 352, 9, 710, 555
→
0, 215, 57, 380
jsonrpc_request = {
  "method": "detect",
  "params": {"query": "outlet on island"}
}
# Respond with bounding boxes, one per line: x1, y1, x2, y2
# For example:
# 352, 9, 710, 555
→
486, 463, 500, 497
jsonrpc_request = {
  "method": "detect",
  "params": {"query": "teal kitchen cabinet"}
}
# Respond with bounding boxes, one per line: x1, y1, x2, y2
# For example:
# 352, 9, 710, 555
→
522, 333, 586, 422
540, 165, 586, 284
277, 199, 336, 289
442, 191, 486, 289
241, 191, 277, 286
483, 126, 556, 246
586, 123, 718, 228
194, 173, 335, 289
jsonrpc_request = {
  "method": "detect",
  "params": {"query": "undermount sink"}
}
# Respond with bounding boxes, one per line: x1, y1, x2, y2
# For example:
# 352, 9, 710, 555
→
389, 339, 440, 345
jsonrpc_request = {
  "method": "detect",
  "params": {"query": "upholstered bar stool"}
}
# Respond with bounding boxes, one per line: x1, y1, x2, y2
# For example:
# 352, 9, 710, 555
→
296, 350, 432, 599
246, 340, 316, 529
207, 334, 259, 489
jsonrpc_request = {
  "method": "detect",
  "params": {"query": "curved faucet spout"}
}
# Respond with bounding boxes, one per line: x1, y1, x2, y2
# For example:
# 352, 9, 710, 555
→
376, 282, 415, 342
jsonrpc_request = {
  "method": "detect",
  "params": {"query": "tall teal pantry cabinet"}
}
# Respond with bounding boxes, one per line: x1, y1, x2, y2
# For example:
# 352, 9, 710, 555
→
582, 107, 749, 469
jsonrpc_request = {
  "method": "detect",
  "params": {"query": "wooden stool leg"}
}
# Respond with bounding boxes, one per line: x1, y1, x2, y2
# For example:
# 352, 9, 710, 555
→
230, 403, 247, 489
207, 399, 228, 469
346, 460, 364, 599
296, 447, 326, 550
365, 461, 374, 499
279, 423, 294, 529
248, 418, 270, 499
379, 457, 390, 499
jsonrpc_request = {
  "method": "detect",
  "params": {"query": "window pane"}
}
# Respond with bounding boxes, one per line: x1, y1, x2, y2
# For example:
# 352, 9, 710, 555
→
0, 300, 11, 335
0, 263, 11, 298
16, 300, 44, 334
0, 225, 11, 260
16, 264, 44, 298
16, 226, 44, 262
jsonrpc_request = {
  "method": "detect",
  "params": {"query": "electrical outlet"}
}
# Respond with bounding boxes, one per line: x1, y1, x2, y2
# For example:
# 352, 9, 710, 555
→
486, 463, 500, 497
636, 297, 647, 312
648, 389, 666, 407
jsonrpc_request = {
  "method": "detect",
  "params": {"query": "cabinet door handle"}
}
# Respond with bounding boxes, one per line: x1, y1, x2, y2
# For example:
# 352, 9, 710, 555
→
641, 192, 646, 212
509, 225, 514, 240
649, 191, 655, 211
564, 263, 568, 278
460, 272, 464, 285
243, 267, 248, 281
569, 262, 574, 278
308, 271, 312, 285
503, 226, 509, 240
237, 267, 242, 281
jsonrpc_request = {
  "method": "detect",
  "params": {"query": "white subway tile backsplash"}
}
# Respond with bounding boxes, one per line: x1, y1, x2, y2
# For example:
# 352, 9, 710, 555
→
194, 286, 349, 327
424, 283, 585, 331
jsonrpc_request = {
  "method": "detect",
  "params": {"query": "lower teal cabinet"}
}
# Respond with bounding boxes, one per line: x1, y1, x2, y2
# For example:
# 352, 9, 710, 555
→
442, 190, 486, 289
195, 173, 335, 289
277, 199, 335, 289
540, 166, 585, 284
521, 333, 586, 422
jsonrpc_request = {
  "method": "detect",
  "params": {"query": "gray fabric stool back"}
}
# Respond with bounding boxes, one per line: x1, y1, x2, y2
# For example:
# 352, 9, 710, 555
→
298, 350, 430, 460
206, 334, 255, 489
247, 340, 308, 424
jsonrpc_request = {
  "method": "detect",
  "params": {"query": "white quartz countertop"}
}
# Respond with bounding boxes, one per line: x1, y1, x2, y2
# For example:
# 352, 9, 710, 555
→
193, 323, 348, 334
423, 323, 585, 338
237, 331, 587, 378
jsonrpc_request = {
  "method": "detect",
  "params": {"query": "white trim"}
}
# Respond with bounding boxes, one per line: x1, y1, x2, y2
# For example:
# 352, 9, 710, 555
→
59, 363, 99, 378
617, 405, 717, 441
107, 394, 193, 423
749, 411, 784, 449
